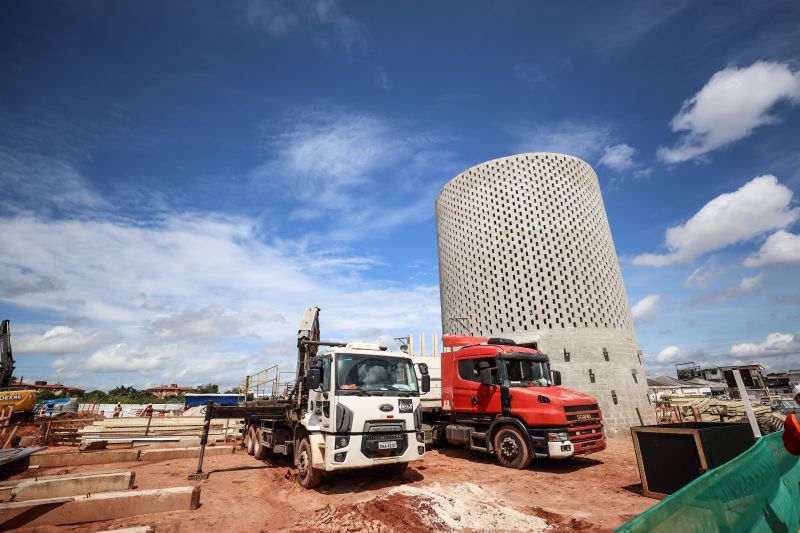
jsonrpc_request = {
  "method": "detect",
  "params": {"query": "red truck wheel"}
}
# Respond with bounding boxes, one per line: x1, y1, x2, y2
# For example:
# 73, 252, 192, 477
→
493, 426, 532, 469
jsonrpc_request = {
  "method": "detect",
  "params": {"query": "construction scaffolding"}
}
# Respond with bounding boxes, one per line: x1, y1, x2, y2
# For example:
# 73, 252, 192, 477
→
238, 365, 296, 402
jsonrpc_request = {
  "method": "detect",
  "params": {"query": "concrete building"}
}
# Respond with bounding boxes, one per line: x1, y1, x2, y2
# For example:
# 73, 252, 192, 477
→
436, 152, 650, 433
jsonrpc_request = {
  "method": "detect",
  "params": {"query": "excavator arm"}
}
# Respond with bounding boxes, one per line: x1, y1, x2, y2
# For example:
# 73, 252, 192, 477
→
0, 320, 14, 388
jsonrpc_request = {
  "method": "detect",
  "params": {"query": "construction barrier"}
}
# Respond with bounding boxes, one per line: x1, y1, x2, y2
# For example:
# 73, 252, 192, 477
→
616, 430, 800, 532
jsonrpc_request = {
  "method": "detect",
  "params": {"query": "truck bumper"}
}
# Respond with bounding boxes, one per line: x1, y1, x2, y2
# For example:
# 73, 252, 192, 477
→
547, 440, 574, 459
571, 434, 606, 455
323, 433, 425, 471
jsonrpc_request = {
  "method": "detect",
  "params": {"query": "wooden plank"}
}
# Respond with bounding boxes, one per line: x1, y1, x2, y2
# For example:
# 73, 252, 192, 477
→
0, 486, 200, 528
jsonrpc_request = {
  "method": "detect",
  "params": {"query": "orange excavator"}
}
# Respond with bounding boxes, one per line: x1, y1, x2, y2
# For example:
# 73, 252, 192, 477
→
0, 320, 37, 422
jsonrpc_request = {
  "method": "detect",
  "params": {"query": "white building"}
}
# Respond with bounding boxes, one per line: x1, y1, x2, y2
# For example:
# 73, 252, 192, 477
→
436, 152, 650, 433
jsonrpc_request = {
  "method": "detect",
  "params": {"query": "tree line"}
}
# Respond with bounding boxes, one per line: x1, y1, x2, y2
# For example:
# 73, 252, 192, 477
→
34, 383, 240, 403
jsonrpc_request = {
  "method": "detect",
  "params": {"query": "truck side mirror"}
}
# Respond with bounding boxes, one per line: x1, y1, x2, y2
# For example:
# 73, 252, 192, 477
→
478, 361, 493, 386
551, 370, 562, 386
421, 374, 431, 393
306, 368, 321, 390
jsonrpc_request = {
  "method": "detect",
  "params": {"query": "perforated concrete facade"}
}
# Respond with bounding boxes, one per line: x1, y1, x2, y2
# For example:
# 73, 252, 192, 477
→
436, 152, 650, 434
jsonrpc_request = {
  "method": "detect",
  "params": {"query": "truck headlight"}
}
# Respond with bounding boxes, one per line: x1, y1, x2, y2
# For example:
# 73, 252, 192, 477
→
335, 436, 350, 449
548, 432, 569, 442
416, 431, 425, 443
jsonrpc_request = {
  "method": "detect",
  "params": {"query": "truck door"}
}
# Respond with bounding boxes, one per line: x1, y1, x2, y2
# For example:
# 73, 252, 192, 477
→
453, 356, 501, 424
311, 356, 333, 431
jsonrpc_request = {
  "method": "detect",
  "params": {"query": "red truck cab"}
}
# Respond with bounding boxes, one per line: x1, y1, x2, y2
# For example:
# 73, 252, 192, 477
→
434, 336, 606, 468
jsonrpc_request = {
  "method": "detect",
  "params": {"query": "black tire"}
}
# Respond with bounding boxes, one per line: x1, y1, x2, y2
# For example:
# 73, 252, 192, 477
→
297, 438, 322, 489
253, 427, 268, 460
493, 425, 532, 469
246, 425, 256, 456
385, 462, 409, 476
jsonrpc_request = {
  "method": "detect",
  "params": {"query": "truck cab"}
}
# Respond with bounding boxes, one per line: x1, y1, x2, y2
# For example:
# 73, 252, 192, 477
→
301, 343, 427, 477
419, 336, 606, 469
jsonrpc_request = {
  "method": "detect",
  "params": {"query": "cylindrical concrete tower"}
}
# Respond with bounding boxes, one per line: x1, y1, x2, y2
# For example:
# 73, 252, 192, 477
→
436, 152, 650, 434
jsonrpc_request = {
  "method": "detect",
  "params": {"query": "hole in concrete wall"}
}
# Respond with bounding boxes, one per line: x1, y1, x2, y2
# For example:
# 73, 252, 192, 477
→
603, 347, 609, 361
631, 368, 638, 384
611, 390, 618, 404
589, 369, 595, 383
637, 351, 642, 365
563, 349, 570, 362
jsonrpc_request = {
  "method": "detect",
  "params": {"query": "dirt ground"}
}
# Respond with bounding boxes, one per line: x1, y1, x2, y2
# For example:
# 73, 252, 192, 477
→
5, 437, 655, 532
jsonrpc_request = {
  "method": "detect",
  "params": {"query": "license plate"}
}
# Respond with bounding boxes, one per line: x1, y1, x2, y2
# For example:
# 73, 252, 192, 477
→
378, 441, 397, 450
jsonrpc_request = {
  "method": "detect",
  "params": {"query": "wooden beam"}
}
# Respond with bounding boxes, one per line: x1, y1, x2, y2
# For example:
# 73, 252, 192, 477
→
12, 472, 135, 502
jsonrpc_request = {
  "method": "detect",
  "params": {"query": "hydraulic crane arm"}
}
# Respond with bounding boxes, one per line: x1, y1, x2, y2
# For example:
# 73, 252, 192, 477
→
0, 320, 14, 388
294, 307, 321, 410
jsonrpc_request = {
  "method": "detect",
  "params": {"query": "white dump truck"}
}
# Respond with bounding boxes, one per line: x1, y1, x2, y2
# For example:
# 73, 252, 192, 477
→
209, 307, 429, 488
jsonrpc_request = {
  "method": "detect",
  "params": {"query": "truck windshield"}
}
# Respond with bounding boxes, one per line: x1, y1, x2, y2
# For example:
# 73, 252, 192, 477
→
503, 358, 552, 387
335, 354, 419, 395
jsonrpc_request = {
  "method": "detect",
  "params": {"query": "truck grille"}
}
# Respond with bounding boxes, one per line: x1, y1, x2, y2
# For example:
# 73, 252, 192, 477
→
564, 404, 598, 413
361, 422, 408, 458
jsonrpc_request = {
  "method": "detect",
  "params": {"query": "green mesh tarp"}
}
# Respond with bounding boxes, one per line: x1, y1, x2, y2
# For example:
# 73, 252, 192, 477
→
616, 430, 800, 533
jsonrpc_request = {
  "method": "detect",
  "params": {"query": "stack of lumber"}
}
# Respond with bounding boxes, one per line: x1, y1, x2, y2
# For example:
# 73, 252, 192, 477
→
663, 395, 773, 422
77, 417, 242, 446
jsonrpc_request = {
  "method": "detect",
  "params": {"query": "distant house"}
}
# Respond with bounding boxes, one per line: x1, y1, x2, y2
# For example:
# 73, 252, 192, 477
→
698, 367, 724, 382
146, 384, 197, 399
12, 380, 83, 396
718, 364, 770, 399
647, 375, 728, 402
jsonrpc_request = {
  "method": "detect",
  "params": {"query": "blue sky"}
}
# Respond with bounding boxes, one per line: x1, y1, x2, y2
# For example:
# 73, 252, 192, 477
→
2, 1, 800, 391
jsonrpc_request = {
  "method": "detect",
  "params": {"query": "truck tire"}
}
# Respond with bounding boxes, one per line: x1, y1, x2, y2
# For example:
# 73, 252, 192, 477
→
493, 425, 532, 469
385, 462, 409, 476
297, 438, 322, 488
246, 425, 256, 456
253, 428, 268, 460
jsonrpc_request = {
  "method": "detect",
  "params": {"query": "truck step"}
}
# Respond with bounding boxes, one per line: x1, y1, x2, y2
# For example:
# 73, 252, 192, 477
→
469, 432, 488, 452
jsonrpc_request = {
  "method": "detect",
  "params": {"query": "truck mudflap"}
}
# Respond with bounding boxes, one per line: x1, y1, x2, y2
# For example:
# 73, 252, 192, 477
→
309, 433, 326, 468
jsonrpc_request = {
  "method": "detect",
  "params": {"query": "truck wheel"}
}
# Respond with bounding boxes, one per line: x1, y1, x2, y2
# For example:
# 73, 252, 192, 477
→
297, 438, 322, 489
246, 425, 256, 456
493, 426, 532, 469
253, 429, 268, 460
385, 462, 409, 476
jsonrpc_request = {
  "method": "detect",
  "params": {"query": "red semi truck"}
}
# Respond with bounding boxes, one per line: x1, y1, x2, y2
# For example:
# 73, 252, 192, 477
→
414, 335, 606, 469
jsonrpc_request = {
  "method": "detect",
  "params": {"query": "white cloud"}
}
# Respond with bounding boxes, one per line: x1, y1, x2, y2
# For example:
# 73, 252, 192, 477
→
744, 230, 800, 267
252, 107, 460, 240
244, 0, 367, 55
599, 144, 636, 171
15, 326, 115, 355
0, 150, 105, 215
518, 121, 611, 161
658, 61, 800, 163
684, 257, 730, 288
2, 213, 442, 389
255, 109, 404, 208
633, 175, 798, 266
631, 294, 662, 322
656, 345, 685, 363
730, 332, 800, 359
